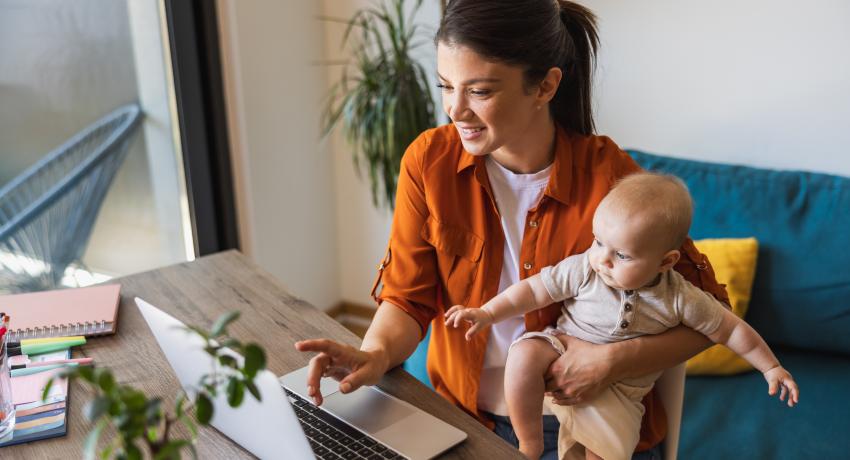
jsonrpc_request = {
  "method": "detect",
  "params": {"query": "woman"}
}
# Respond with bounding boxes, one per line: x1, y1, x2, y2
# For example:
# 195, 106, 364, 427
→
297, 1, 729, 458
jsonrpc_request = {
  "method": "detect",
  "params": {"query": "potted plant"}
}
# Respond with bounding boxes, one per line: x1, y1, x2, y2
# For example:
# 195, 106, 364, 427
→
44, 311, 266, 460
323, 0, 437, 209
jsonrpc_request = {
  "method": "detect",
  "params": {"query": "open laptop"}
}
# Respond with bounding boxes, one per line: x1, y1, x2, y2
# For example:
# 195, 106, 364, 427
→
135, 297, 466, 460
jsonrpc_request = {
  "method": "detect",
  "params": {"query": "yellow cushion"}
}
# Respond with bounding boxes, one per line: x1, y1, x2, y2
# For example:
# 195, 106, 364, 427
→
686, 237, 759, 375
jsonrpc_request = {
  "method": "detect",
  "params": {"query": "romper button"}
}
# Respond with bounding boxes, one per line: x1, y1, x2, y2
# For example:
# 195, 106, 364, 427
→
529, 220, 538, 228
523, 263, 533, 270
624, 303, 632, 312
620, 320, 629, 329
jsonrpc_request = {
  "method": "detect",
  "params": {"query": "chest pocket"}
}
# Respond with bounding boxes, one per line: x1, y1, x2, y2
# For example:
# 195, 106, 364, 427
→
421, 216, 483, 307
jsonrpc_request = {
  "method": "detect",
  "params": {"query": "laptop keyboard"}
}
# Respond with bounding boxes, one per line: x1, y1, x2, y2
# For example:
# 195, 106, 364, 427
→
285, 388, 407, 460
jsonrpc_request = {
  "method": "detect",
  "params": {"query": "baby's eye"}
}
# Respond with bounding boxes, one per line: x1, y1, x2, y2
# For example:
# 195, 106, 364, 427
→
615, 252, 631, 260
594, 239, 602, 247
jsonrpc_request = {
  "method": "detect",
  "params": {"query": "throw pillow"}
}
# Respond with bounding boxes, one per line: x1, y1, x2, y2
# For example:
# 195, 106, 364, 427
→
686, 237, 759, 375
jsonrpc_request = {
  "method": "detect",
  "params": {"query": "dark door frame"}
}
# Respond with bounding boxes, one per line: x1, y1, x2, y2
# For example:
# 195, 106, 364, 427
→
164, 0, 239, 256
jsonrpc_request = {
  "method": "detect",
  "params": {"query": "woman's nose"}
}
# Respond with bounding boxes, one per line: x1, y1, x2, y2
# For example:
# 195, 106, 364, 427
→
446, 94, 470, 122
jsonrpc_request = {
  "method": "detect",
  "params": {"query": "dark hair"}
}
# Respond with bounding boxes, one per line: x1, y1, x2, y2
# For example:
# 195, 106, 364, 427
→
436, 0, 599, 135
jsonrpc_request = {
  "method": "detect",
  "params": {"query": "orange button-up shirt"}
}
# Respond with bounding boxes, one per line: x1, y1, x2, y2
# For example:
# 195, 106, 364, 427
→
372, 124, 729, 451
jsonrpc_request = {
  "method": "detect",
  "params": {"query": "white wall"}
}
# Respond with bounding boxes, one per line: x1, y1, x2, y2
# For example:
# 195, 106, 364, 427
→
321, 0, 442, 307
218, 0, 339, 310
222, 1, 850, 311
585, 0, 850, 176
328, 0, 850, 309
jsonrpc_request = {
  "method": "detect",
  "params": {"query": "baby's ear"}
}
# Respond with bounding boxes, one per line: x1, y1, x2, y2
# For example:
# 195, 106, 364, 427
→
659, 249, 681, 272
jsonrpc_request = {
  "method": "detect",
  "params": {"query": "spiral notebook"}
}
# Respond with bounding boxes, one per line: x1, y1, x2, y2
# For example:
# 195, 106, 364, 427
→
0, 284, 120, 341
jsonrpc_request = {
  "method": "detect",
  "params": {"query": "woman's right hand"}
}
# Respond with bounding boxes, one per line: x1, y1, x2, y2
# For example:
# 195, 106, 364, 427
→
294, 339, 389, 405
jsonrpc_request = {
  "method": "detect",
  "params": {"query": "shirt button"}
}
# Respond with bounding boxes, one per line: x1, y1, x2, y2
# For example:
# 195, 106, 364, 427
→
624, 303, 632, 312
529, 220, 539, 228
523, 262, 533, 270
620, 320, 629, 329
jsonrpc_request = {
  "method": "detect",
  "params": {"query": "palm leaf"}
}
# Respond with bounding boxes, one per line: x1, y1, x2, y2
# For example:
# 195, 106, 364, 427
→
321, 0, 436, 209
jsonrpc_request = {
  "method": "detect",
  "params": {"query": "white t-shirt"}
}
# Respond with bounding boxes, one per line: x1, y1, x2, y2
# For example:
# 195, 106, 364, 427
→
477, 156, 552, 415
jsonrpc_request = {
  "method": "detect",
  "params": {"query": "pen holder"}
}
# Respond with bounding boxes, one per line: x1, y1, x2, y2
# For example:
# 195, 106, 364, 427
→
0, 334, 15, 440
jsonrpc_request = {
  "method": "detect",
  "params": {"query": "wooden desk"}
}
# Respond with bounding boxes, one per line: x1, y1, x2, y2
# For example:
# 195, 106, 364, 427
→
4, 251, 520, 459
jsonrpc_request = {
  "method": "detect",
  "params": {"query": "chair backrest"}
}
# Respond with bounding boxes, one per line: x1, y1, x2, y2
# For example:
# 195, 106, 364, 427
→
656, 363, 686, 460
0, 104, 143, 292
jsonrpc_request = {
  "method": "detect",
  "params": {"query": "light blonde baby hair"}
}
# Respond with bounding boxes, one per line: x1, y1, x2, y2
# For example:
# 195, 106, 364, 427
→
601, 172, 694, 251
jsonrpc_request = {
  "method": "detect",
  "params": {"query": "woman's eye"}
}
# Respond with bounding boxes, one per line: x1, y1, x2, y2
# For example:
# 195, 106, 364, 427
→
436, 83, 452, 92
469, 89, 490, 96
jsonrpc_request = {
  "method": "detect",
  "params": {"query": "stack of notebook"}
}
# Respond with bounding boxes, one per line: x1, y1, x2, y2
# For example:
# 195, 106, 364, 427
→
0, 284, 121, 447
0, 349, 72, 446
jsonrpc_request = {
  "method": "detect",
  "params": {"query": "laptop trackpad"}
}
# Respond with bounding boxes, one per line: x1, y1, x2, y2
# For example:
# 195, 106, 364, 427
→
322, 386, 415, 434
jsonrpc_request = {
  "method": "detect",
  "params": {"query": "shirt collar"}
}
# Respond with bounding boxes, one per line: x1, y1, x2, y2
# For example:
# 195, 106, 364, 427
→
456, 125, 574, 206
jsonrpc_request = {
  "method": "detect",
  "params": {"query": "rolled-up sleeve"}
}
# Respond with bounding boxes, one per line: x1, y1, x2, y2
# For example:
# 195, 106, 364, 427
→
371, 133, 439, 339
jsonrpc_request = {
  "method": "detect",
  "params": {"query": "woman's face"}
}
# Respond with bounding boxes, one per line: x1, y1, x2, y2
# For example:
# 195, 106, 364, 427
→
436, 43, 552, 157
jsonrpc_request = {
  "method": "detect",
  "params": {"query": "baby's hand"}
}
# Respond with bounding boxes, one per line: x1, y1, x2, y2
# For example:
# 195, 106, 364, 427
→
444, 305, 494, 340
764, 366, 799, 407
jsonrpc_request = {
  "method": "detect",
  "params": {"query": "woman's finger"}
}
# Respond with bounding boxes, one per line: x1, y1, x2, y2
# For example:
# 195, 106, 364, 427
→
295, 338, 345, 358
305, 353, 331, 405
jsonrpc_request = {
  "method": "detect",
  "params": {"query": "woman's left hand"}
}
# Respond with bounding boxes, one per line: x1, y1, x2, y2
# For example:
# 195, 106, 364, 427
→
545, 335, 617, 405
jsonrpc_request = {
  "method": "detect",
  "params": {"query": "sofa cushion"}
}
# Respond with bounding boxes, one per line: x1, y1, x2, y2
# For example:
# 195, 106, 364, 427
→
686, 237, 758, 375
679, 348, 849, 458
629, 151, 850, 355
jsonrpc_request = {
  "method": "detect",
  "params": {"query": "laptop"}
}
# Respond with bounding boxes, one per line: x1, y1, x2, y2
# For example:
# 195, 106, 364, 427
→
135, 297, 467, 460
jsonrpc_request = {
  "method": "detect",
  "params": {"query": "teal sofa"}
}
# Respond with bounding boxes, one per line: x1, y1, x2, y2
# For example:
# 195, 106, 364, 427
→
403, 151, 850, 458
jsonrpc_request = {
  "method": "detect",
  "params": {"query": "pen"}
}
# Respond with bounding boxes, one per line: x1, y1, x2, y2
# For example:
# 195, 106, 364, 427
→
10, 362, 79, 378
6, 337, 86, 356
10, 357, 94, 370
7, 336, 87, 348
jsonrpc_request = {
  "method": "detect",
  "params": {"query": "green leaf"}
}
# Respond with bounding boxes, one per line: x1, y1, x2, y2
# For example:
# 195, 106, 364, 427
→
210, 311, 240, 337
243, 343, 266, 378
83, 395, 111, 421
83, 419, 106, 460
98, 370, 116, 394
226, 378, 245, 407
218, 354, 238, 369
42, 377, 55, 401
123, 390, 147, 412
185, 325, 209, 340
145, 398, 163, 425
125, 443, 142, 460
154, 439, 192, 460
245, 380, 262, 402
77, 365, 96, 382
179, 411, 198, 438
196, 393, 213, 425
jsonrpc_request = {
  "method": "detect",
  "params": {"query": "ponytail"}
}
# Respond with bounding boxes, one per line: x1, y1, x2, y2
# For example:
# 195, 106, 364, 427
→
554, 1, 599, 135
436, 0, 600, 135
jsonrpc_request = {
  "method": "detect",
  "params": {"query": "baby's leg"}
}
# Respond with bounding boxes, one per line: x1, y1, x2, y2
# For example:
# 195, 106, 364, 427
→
505, 338, 562, 459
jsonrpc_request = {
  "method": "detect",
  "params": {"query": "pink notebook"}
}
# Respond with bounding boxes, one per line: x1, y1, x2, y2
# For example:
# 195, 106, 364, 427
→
0, 284, 120, 340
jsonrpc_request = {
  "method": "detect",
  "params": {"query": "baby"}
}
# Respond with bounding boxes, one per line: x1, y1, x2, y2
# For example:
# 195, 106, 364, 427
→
445, 172, 799, 460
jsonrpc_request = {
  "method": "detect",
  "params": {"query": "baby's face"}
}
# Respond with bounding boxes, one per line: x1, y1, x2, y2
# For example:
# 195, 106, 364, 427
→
589, 207, 671, 291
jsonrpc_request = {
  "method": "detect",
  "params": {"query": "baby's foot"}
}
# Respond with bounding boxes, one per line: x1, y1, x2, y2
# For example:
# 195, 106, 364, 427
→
518, 440, 544, 460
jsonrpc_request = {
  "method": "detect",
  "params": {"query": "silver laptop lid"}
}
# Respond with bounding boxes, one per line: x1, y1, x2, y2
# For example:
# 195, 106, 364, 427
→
135, 297, 314, 460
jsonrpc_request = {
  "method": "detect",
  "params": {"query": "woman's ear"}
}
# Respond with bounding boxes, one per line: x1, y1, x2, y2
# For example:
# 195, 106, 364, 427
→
536, 67, 562, 105
659, 249, 681, 272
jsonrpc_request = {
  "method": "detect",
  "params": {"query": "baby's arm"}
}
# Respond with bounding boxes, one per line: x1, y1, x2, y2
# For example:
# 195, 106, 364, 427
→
445, 274, 554, 340
706, 308, 799, 407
